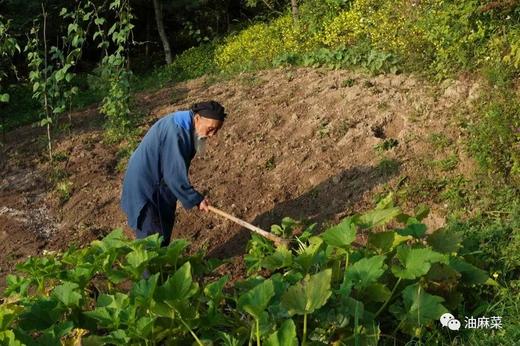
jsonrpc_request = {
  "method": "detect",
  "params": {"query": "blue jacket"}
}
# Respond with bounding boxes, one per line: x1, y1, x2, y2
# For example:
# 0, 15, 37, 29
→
121, 110, 204, 230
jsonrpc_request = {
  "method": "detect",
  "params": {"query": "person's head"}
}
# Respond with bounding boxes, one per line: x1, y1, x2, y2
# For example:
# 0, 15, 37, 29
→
191, 101, 226, 138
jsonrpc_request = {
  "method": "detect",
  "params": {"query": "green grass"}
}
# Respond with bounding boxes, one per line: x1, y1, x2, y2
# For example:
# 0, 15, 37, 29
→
428, 133, 453, 151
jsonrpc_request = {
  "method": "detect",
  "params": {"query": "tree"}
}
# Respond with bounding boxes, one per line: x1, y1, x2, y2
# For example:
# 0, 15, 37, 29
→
291, 0, 298, 20
153, 0, 172, 64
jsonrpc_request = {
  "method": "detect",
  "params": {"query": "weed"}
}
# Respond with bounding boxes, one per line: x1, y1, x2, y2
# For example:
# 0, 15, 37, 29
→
50, 166, 69, 184
363, 80, 375, 88
317, 121, 330, 138
53, 151, 69, 162
265, 155, 276, 170
377, 101, 389, 110
374, 138, 399, 153
333, 119, 355, 137
341, 78, 355, 87
115, 137, 139, 173
377, 157, 400, 177
56, 180, 73, 203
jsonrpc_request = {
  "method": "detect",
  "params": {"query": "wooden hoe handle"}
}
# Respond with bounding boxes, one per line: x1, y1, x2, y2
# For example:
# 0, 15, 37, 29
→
207, 206, 288, 247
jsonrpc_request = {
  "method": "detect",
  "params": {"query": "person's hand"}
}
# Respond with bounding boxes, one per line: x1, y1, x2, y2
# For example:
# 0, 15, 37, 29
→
198, 198, 210, 212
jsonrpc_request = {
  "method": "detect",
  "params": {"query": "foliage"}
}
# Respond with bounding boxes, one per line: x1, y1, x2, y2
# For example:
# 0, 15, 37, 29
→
215, 13, 318, 72
169, 43, 217, 82
273, 42, 398, 74
24, 4, 86, 159
0, 195, 494, 345
212, 0, 520, 80
0, 16, 19, 105
466, 91, 520, 185
414, 0, 489, 77
135, 42, 217, 92
437, 206, 520, 345
0, 84, 39, 132
92, 0, 135, 142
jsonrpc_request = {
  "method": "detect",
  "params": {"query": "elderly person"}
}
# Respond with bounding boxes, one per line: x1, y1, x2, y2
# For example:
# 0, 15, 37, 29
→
121, 100, 226, 246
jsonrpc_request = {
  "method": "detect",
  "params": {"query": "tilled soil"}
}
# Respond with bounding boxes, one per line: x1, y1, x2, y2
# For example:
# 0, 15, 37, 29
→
0, 67, 482, 289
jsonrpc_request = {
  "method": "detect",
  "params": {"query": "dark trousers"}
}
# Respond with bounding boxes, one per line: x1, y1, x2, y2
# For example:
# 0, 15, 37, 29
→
135, 184, 177, 247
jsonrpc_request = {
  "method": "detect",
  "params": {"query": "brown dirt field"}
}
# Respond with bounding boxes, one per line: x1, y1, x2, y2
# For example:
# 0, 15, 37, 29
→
0, 67, 482, 290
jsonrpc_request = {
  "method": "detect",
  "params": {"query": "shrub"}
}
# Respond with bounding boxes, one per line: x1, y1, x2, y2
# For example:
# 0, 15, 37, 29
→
415, 1, 489, 77
215, 14, 317, 72
133, 43, 217, 92
319, 9, 363, 48
168, 42, 217, 81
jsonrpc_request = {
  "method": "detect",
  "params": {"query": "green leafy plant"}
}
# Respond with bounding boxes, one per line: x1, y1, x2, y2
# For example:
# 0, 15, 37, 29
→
25, 5, 85, 159
92, 0, 135, 142
0, 194, 494, 345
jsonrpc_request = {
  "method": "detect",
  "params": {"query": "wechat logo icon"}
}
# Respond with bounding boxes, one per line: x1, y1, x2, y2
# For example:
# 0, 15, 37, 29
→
440, 313, 461, 331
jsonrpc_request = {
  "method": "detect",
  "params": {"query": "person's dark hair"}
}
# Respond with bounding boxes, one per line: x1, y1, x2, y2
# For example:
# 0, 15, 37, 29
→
191, 100, 227, 121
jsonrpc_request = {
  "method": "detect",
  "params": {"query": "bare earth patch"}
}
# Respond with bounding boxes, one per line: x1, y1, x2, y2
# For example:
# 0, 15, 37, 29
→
0, 67, 482, 289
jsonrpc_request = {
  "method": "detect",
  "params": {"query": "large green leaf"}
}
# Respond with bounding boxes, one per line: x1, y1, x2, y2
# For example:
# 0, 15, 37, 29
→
0, 304, 22, 331
130, 273, 160, 307
281, 269, 332, 316
368, 231, 412, 253
38, 321, 74, 345
66, 265, 95, 287
391, 246, 448, 280
265, 319, 298, 346
375, 193, 395, 209
162, 239, 189, 267
262, 247, 293, 270
92, 229, 127, 252
84, 293, 131, 329
156, 262, 198, 305
135, 316, 155, 337
320, 218, 357, 248
0, 330, 22, 346
401, 283, 447, 326
294, 236, 324, 273
449, 258, 494, 285
345, 255, 387, 290
52, 281, 82, 307
126, 245, 158, 268
102, 329, 131, 344
356, 207, 401, 229
19, 298, 63, 331
397, 222, 427, 238
106, 269, 129, 284
427, 229, 462, 254
238, 279, 275, 319
426, 263, 460, 291
204, 275, 229, 302
360, 283, 391, 303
